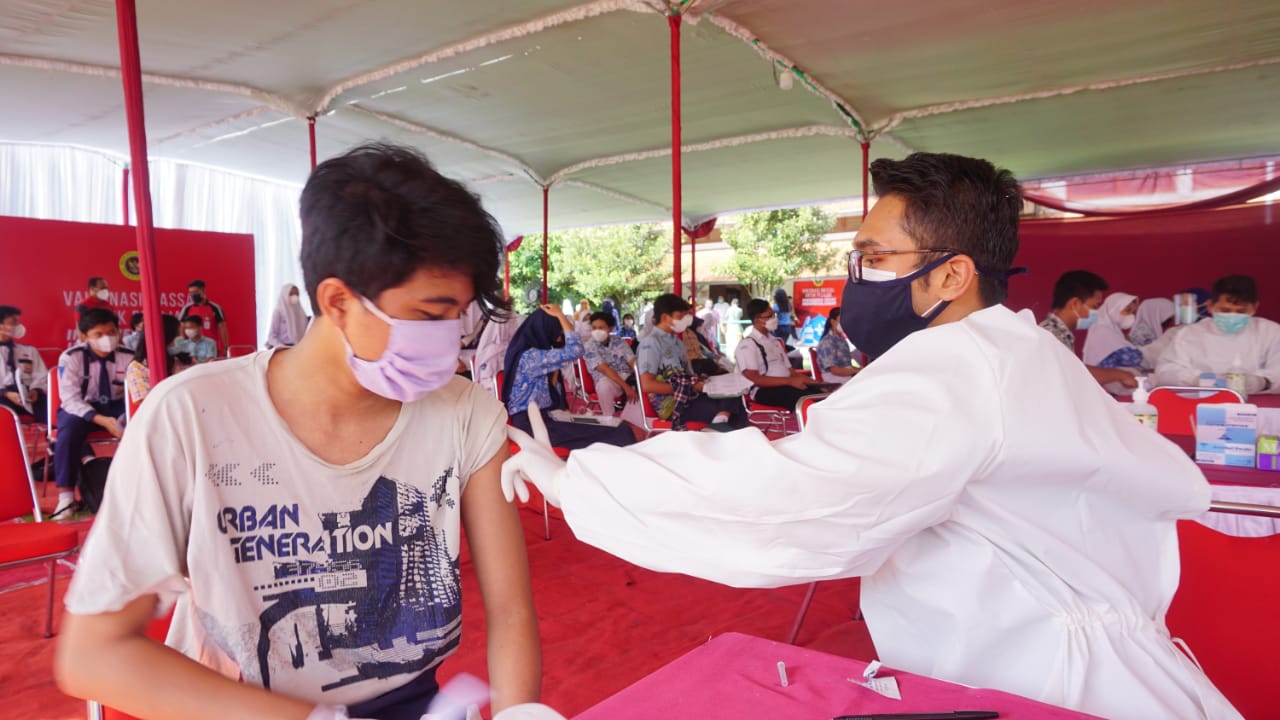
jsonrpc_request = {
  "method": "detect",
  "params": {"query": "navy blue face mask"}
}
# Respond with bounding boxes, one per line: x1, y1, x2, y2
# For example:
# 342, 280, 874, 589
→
839, 253, 956, 359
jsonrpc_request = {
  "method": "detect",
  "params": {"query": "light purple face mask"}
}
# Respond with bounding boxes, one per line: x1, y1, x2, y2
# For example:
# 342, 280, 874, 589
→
343, 296, 462, 402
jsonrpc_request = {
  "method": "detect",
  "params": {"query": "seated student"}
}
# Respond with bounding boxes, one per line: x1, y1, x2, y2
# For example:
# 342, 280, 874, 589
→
123, 312, 145, 351
52, 307, 132, 517
1132, 297, 1178, 370
583, 311, 637, 417
502, 305, 635, 450
0, 305, 49, 421
175, 316, 218, 363
814, 306, 859, 385
617, 313, 637, 341
56, 143, 541, 720
1156, 274, 1280, 393
637, 294, 748, 431
734, 298, 823, 410
1038, 270, 1138, 390
1081, 292, 1144, 373
683, 316, 727, 376
125, 315, 185, 405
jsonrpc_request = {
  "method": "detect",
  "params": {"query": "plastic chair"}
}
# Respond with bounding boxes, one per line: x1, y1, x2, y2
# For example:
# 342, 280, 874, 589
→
1148, 386, 1244, 436
807, 347, 821, 381
44, 369, 117, 496
1166, 501, 1280, 720
573, 357, 602, 414
0, 407, 80, 637
637, 383, 708, 436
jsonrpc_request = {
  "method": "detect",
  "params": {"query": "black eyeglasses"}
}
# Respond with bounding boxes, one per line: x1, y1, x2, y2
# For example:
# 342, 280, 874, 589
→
847, 248, 963, 283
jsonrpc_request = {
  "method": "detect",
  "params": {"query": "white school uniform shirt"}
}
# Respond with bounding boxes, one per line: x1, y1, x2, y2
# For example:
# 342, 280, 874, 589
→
1, 341, 49, 396
557, 305, 1239, 720
64, 353, 508, 707
1155, 316, 1280, 392
57, 343, 133, 419
733, 329, 790, 398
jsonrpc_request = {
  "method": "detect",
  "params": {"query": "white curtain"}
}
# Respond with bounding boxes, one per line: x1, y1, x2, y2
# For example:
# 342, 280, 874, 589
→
0, 142, 303, 343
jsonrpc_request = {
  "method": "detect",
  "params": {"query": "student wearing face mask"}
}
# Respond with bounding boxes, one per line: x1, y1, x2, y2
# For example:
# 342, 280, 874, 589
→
179, 279, 229, 357
734, 299, 823, 410
1156, 274, 1280, 394
503, 152, 1239, 720
1040, 270, 1139, 390
617, 313, 637, 341
57, 144, 545, 720
1081, 293, 1145, 382
52, 307, 133, 517
176, 317, 219, 363
583, 311, 638, 417
814, 306, 859, 384
267, 283, 310, 348
0, 305, 49, 421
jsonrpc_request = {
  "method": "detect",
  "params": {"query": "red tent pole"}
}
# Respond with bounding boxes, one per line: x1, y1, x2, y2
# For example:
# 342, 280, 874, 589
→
114, 0, 167, 382
861, 140, 871, 219
669, 13, 683, 295
308, 116, 317, 170
541, 185, 550, 304
121, 165, 131, 225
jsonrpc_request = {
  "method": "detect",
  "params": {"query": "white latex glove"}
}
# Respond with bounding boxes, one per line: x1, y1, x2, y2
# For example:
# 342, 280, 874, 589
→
501, 403, 567, 508
1246, 374, 1270, 394
493, 704, 568, 720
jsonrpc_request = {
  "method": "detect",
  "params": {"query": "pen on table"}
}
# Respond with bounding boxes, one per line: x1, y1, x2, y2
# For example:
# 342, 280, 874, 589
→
829, 707, 998, 712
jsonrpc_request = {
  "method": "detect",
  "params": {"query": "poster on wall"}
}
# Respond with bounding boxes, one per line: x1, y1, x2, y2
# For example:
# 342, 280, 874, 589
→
0, 215, 257, 352
793, 278, 846, 317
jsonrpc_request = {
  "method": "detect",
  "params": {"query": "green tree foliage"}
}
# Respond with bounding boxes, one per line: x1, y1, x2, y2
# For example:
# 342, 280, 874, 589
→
506, 233, 570, 314
716, 208, 838, 298
506, 224, 670, 315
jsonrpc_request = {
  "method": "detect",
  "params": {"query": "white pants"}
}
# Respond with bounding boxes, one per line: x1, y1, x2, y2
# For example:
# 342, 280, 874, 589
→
595, 376, 626, 417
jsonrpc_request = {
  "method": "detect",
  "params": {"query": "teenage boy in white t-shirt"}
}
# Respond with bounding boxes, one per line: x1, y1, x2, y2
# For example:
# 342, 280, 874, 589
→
56, 144, 542, 720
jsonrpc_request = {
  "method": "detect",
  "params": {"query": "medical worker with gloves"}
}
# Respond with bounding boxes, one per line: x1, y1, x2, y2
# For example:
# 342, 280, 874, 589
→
1156, 273, 1280, 394
503, 153, 1240, 720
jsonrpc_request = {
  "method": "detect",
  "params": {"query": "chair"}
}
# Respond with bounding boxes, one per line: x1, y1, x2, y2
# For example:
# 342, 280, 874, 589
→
224, 344, 255, 358
1166, 501, 1280, 720
44, 369, 118, 496
637, 383, 707, 436
807, 347, 821, 381
1148, 386, 1244, 436
573, 357, 602, 414
0, 407, 80, 638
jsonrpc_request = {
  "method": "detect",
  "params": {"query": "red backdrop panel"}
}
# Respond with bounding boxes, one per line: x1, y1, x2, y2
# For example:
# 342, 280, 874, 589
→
1008, 203, 1280, 324
0, 215, 256, 350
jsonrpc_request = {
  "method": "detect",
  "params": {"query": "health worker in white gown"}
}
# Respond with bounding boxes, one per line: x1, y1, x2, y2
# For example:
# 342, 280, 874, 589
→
503, 153, 1240, 720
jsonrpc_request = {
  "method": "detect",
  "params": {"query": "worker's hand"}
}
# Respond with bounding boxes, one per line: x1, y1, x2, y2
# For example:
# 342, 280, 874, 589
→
788, 374, 809, 390
493, 704, 568, 720
502, 403, 566, 508
1112, 370, 1139, 389
1245, 374, 1270, 394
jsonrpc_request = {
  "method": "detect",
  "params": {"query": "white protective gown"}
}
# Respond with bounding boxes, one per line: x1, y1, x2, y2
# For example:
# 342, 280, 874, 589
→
1155, 316, 1280, 392
559, 305, 1239, 720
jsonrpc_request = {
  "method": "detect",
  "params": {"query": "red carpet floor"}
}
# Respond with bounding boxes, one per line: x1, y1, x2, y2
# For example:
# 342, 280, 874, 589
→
0, 500, 873, 719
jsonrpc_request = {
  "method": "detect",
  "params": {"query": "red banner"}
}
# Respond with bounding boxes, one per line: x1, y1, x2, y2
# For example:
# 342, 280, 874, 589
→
793, 278, 847, 318
0, 215, 257, 351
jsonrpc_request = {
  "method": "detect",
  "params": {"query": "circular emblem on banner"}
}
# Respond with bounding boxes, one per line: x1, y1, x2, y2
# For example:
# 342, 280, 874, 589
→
119, 251, 141, 281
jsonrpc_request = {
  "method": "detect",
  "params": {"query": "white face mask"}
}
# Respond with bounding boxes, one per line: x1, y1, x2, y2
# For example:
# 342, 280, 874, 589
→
1119, 315, 1136, 331
288, 294, 300, 305
184, 328, 199, 339
590, 329, 609, 343
671, 315, 694, 333
6, 323, 25, 341
90, 335, 119, 353
765, 317, 779, 332
96, 288, 111, 301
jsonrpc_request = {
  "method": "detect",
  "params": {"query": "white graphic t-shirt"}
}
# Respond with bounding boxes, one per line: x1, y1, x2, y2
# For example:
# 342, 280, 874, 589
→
65, 351, 507, 707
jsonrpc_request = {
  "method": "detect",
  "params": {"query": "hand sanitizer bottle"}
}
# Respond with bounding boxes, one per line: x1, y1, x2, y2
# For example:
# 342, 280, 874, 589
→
1129, 377, 1159, 429
1225, 355, 1248, 400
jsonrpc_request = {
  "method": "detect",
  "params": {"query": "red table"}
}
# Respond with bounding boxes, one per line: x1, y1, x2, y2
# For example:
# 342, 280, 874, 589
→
575, 632, 1099, 720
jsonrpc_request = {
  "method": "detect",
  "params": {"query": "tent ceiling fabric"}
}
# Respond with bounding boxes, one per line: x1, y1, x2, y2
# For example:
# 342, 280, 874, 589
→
2, 0, 1278, 234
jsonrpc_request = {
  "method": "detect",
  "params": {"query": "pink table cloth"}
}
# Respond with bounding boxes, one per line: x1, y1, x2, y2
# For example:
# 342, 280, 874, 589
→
575, 632, 1099, 720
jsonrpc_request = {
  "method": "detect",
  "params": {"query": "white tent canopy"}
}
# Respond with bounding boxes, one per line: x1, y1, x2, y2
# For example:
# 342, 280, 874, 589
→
3, 0, 1279, 235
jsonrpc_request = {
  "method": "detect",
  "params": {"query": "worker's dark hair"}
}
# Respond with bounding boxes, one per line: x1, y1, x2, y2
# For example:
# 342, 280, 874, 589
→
130, 311, 144, 329
588, 311, 616, 328
1051, 270, 1109, 310
652, 293, 691, 324
187, 280, 206, 290
1211, 274, 1258, 305
0, 306, 20, 323
87, 276, 105, 289
745, 298, 772, 321
180, 315, 202, 326
870, 152, 1023, 306
78, 308, 118, 334
299, 142, 508, 320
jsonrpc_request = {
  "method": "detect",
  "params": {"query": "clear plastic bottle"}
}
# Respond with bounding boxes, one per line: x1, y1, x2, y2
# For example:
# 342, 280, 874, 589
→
1225, 354, 1248, 400
1129, 377, 1159, 429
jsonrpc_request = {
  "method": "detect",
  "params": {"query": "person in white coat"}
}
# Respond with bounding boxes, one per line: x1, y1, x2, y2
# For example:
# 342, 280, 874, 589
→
1156, 274, 1280, 394
502, 152, 1239, 720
